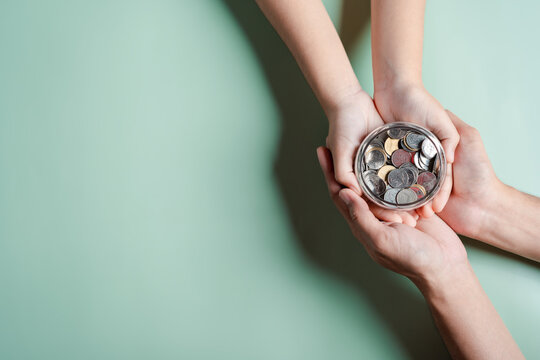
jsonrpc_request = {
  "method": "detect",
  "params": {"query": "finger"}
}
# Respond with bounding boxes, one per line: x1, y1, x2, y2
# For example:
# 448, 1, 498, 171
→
430, 112, 460, 164
446, 109, 469, 132
369, 203, 404, 224
330, 142, 361, 194
433, 163, 453, 213
338, 188, 388, 240
416, 201, 435, 219
317, 146, 350, 218
416, 214, 459, 242
317, 146, 342, 196
370, 204, 417, 227
400, 211, 418, 227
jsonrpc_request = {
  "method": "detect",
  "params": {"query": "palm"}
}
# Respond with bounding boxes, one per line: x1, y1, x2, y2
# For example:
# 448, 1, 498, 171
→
374, 85, 453, 149
373, 216, 467, 280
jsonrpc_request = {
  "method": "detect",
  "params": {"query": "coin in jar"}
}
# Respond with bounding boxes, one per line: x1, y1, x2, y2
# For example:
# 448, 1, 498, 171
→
377, 165, 396, 182
365, 148, 386, 170
405, 132, 426, 150
402, 167, 417, 187
410, 184, 427, 199
387, 168, 409, 188
414, 152, 429, 171
417, 171, 437, 193
399, 162, 418, 182
384, 138, 400, 156
391, 149, 412, 168
383, 188, 400, 204
387, 128, 407, 139
421, 139, 437, 159
396, 188, 418, 204
363, 170, 386, 196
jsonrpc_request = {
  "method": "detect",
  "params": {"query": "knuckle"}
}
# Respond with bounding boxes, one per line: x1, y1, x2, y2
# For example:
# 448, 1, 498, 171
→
349, 208, 359, 222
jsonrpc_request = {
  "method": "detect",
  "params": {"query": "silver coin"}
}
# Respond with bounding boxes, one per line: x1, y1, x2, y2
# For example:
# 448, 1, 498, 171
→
364, 172, 386, 196
402, 167, 416, 187
383, 188, 400, 204
365, 149, 386, 170
387, 128, 407, 139
405, 132, 426, 150
414, 152, 429, 171
400, 138, 415, 152
400, 162, 418, 183
387, 168, 409, 188
374, 133, 389, 146
419, 152, 432, 168
368, 140, 385, 151
421, 139, 437, 159
396, 188, 418, 204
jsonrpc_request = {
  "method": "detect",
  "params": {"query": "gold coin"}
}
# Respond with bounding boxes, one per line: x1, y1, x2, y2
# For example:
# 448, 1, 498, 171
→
384, 138, 400, 156
410, 184, 427, 196
377, 165, 396, 183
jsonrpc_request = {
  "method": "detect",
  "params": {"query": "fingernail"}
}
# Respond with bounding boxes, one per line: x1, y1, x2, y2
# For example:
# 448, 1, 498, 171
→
339, 191, 351, 206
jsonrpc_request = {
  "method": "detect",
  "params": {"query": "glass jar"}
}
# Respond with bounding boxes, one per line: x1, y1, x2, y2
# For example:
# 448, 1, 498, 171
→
354, 122, 447, 210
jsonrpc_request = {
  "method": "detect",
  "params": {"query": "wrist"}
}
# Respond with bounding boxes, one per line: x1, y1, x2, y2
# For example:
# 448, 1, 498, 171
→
477, 181, 538, 257
413, 261, 476, 302
324, 85, 372, 121
373, 70, 423, 99
320, 82, 364, 117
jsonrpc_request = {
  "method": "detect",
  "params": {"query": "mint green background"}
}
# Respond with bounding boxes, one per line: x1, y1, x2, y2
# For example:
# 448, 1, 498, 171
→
0, 1, 538, 359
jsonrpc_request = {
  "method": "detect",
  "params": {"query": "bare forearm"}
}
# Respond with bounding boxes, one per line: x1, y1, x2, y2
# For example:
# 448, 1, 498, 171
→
371, 0, 425, 92
417, 264, 524, 360
256, 0, 361, 113
480, 183, 540, 261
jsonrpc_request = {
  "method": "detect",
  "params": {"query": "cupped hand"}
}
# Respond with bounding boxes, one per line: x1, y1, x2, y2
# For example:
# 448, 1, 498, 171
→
373, 83, 459, 217
438, 111, 502, 239
317, 146, 467, 283
326, 89, 417, 226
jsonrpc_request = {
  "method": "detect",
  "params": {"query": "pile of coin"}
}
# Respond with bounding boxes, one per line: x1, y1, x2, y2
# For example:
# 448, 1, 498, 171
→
359, 126, 442, 206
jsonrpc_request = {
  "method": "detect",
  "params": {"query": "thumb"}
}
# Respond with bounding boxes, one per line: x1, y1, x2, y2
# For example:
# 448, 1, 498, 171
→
338, 188, 386, 240
431, 112, 460, 164
331, 142, 361, 194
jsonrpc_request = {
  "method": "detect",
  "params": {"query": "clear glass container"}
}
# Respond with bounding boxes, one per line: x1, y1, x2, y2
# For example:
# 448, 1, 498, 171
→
354, 122, 447, 210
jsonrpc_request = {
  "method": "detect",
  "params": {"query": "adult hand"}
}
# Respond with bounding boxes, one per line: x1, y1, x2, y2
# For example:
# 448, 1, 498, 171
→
317, 146, 467, 283
438, 111, 501, 239
326, 89, 417, 226
374, 83, 459, 217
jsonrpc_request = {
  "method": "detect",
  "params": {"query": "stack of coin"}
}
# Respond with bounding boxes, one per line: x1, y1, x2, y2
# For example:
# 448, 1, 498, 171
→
356, 124, 444, 208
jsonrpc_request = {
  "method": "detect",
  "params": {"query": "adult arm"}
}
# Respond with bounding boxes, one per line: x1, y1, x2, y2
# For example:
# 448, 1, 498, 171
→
318, 146, 524, 359
439, 111, 540, 262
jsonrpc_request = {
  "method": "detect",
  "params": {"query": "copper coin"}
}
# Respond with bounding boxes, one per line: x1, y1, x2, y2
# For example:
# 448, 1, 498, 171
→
417, 171, 437, 193
391, 149, 412, 168
410, 184, 426, 199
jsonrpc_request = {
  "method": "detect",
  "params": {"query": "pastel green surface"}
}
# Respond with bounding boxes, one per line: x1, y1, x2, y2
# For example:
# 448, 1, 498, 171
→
0, 1, 538, 359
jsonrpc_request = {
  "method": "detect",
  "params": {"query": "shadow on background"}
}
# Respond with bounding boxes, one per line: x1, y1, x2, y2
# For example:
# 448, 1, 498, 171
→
221, 1, 449, 358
